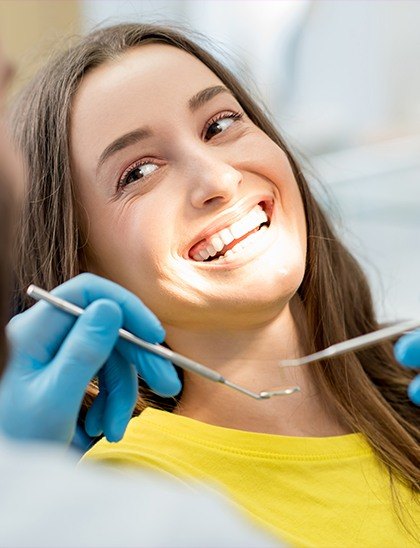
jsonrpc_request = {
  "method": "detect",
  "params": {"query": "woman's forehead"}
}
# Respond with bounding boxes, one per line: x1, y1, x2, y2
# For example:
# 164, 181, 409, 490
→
75, 43, 221, 108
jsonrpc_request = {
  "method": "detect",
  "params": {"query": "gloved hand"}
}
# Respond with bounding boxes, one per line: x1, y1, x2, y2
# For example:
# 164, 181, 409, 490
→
0, 273, 181, 445
394, 329, 420, 406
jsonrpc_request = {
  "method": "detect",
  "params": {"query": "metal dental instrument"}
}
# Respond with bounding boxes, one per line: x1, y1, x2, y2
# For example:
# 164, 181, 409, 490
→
279, 319, 420, 368
27, 285, 300, 400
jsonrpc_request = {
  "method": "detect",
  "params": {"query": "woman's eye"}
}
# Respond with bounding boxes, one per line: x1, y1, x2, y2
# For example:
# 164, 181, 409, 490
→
204, 112, 243, 141
119, 161, 158, 189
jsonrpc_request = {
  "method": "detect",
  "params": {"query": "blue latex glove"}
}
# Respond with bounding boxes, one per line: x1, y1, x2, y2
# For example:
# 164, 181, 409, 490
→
0, 273, 181, 445
394, 329, 420, 406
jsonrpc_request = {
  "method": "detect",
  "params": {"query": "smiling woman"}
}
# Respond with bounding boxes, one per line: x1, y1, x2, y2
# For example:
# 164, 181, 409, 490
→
11, 23, 419, 546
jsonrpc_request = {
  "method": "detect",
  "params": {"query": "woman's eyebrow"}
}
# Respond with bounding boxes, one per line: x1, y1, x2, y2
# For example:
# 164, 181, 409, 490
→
97, 127, 152, 173
97, 85, 233, 173
188, 85, 233, 112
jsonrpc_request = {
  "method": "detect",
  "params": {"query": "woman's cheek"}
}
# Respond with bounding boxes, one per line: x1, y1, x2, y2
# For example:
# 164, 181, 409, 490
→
242, 136, 292, 185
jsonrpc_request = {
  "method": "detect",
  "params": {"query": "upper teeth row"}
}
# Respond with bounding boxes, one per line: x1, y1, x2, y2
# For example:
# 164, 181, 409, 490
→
193, 204, 268, 261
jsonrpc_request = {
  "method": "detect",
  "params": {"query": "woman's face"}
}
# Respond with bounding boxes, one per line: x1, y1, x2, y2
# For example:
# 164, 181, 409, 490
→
70, 44, 307, 330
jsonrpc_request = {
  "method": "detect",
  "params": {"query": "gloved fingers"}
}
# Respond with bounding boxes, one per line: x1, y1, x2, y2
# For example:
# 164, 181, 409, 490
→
52, 273, 165, 342
71, 424, 97, 453
408, 375, 420, 406
394, 330, 420, 368
101, 350, 138, 442
85, 352, 138, 441
116, 338, 181, 397
131, 346, 181, 397
49, 299, 122, 390
7, 302, 79, 365
9, 272, 165, 365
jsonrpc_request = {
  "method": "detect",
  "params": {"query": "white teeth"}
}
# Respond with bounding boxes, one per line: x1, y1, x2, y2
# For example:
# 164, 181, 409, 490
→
219, 228, 234, 246
230, 216, 250, 239
241, 231, 259, 247
199, 249, 210, 260
212, 222, 269, 262
192, 203, 269, 262
255, 208, 268, 225
206, 243, 217, 257
230, 241, 245, 253
210, 235, 224, 252
229, 205, 266, 240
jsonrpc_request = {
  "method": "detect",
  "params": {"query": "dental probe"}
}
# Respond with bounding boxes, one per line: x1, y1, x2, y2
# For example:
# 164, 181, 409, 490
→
27, 285, 300, 400
279, 318, 420, 368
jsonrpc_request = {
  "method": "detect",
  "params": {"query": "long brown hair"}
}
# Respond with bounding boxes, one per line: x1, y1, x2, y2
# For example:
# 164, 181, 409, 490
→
0, 164, 13, 377
11, 24, 419, 501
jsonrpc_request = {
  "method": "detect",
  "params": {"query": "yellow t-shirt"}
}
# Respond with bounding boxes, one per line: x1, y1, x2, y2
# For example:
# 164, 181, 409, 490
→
84, 407, 419, 547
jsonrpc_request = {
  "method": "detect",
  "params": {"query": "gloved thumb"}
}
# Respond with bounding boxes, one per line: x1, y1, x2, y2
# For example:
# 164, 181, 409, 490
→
49, 299, 123, 389
394, 330, 420, 368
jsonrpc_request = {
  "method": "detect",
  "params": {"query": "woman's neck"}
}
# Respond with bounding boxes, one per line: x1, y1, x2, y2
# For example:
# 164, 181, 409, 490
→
165, 298, 352, 437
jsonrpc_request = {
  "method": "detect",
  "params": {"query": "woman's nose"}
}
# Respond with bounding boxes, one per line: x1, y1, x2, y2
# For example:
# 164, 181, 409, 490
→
187, 150, 242, 209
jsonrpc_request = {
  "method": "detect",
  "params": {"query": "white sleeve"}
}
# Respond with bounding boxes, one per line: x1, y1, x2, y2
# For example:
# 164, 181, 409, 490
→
0, 439, 280, 547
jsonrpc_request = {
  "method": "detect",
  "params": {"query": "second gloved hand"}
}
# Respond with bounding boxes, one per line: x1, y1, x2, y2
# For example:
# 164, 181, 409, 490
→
0, 273, 181, 445
394, 329, 420, 406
